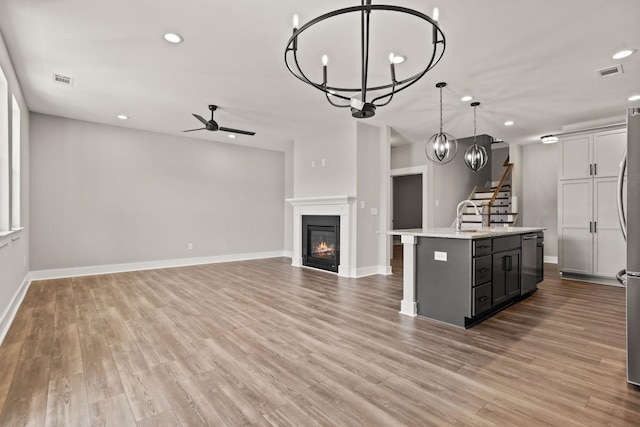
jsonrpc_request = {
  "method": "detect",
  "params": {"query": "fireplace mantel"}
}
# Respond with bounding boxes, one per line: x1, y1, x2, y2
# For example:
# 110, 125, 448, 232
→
287, 196, 356, 277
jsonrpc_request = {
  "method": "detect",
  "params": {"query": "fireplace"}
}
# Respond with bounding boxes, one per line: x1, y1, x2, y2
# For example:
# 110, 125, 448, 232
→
302, 215, 340, 272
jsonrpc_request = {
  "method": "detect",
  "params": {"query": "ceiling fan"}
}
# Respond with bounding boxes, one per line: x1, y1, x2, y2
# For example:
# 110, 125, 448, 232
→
183, 105, 255, 136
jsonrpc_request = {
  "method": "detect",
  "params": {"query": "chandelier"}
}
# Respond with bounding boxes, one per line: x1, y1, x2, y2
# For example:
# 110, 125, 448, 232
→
464, 102, 489, 172
425, 82, 457, 164
285, 1, 446, 118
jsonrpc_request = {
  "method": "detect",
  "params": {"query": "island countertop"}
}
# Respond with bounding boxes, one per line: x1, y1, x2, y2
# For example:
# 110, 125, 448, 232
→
384, 226, 546, 240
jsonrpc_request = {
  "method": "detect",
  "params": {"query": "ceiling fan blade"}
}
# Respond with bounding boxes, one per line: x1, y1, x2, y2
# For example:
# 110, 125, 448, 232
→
219, 127, 256, 136
192, 114, 210, 126
183, 128, 207, 132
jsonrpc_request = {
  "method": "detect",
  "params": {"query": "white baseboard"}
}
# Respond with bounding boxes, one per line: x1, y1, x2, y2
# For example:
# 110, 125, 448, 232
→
544, 256, 558, 264
29, 251, 288, 281
355, 265, 392, 278
0, 273, 31, 346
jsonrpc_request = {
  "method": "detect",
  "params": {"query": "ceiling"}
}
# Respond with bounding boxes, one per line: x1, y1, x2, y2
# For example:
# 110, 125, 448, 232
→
0, 0, 638, 152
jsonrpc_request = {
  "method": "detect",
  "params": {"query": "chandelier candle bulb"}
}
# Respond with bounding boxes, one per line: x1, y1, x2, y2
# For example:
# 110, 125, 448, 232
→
389, 53, 397, 82
293, 14, 299, 30
322, 55, 328, 84
433, 7, 439, 22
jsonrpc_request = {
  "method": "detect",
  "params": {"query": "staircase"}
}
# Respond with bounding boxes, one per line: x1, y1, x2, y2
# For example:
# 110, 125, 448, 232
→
458, 157, 518, 230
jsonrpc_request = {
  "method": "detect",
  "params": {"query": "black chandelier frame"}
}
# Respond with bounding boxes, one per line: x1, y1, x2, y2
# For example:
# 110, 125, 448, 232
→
284, 1, 446, 118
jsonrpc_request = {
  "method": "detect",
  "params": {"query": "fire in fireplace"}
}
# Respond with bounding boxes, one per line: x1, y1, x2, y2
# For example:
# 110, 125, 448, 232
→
302, 215, 340, 272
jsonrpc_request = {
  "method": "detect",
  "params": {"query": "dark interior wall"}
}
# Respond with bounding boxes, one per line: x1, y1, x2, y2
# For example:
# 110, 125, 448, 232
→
431, 134, 492, 227
392, 174, 422, 229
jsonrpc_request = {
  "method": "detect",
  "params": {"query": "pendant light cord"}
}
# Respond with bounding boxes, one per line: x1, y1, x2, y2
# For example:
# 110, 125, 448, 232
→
473, 104, 477, 143
439, 86, 443, 133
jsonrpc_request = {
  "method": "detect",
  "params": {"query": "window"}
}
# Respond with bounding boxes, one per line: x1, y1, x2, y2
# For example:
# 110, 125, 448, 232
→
11, 94, 20, 229
0, 66, 9, 232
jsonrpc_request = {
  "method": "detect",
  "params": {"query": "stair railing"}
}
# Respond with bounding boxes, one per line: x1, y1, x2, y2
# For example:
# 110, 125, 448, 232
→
488, 156, 514, 223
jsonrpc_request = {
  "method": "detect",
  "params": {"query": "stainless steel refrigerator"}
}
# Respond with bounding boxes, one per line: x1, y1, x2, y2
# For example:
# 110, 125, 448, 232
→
623, 107, 640, 386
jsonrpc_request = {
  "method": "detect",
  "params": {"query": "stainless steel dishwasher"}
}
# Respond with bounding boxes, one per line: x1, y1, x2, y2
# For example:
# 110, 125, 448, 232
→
521, 233, 538, 295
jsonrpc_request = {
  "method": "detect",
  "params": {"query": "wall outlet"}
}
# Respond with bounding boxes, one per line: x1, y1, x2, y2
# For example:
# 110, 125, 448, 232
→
188, 243, 193, 250
312, 161, 315, 168
434, 251, 447, 261
321, 158, 326, 167
370, 208, 378, 216
361, 201, 365, 209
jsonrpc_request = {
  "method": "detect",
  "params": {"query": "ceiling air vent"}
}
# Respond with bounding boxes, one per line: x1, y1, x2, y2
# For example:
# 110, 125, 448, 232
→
52, 73, 74, 86
596, 64, 623, 78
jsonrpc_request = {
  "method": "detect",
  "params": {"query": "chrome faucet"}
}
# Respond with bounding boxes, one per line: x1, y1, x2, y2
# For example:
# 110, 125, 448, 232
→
456, 199, 481, 231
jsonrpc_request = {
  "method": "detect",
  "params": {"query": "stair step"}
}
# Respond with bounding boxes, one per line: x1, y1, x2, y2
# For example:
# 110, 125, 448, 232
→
463, 215, 518, 222
462, 206, 513, 213
471, 193, 511, 200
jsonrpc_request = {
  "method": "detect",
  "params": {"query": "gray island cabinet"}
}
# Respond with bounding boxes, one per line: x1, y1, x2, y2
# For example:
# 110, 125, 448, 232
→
388, 227, 545, 328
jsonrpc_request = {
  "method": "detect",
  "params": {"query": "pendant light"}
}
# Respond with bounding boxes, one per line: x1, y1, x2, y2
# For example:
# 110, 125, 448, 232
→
464, 102, 488, 172
425, 82, 458, 164
285, 3, 446, 118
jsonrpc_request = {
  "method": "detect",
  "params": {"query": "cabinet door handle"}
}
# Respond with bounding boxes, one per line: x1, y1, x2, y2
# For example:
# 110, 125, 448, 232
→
478, 296, 489, 303
477, 245, 490, 249
478, 268, 490, 273
505, 255, 512, 271
594, 163, 597, 176
589, 164, 593, 176
593, 221, 597, 233
589, 221, 593, 233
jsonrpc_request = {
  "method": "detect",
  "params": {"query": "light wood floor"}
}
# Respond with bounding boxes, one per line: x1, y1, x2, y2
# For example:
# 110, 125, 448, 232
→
1, 255, 639, 426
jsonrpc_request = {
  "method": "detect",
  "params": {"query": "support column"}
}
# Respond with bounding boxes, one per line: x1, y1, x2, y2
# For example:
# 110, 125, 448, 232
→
400, 234, 418, 317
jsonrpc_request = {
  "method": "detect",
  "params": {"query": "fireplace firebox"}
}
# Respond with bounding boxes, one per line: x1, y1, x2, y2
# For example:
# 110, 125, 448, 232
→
302, 215, 340, 272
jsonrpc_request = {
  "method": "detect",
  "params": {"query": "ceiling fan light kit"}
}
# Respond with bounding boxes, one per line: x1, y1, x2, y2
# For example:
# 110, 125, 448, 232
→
285, 1, 446, 118
425, 82, 458, 165
183, 105, 255, 136
463, 102, 488, 172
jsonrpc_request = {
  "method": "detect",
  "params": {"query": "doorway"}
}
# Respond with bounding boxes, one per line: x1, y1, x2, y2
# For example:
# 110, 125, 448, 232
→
392, 173, 423, 230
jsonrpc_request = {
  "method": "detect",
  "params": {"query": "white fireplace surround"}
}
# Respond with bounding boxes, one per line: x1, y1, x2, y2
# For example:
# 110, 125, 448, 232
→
287, 195, 356, 277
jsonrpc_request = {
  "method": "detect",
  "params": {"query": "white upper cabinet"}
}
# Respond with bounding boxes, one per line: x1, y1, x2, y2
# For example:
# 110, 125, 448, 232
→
559, 134, 592, 179
559, 128, 626, 180
593, 129, 626, 178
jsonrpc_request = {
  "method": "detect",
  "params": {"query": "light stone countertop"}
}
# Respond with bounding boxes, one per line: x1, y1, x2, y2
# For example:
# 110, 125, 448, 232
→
383, 226, 546, 240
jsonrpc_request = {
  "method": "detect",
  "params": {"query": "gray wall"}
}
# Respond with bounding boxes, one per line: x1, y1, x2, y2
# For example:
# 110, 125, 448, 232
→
429, 135, 493, 227
491, 146, 510, 182
356, 122, 382, 271
0, 31, 30, 342
522, 142, 558, 258
391, 135, 494, 227
30, 114, 285, 270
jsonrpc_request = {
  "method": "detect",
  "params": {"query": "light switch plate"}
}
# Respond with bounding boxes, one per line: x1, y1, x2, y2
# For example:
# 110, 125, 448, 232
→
434, 251, 447, 261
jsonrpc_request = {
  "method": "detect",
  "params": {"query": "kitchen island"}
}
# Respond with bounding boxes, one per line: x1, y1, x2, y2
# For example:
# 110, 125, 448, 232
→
388, 227, 545, 328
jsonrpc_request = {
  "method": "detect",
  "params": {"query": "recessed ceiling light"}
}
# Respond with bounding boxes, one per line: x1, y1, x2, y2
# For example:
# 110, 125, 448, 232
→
228, 134, 236, 139
504, 120, 514, 126
117, 114, 128, 120
612, 49, 636, 60
391, 54, 406, 64
461, 95, 473, 102
629, 94, 640, 102
163, 32, 183, 44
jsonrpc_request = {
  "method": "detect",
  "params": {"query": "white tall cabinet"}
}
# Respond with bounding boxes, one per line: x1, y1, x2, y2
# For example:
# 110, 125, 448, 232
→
558, 127, 626, 280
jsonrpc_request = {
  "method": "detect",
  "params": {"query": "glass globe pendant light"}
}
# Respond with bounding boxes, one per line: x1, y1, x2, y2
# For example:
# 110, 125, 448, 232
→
464, 101, 488, 172
425, 82, 458, 164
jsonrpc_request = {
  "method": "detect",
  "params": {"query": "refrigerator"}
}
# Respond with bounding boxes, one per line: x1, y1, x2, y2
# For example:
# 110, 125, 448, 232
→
625, 107, 640, 386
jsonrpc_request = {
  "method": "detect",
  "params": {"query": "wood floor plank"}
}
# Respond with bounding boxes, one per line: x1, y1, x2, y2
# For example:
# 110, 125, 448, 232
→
89, 393, 137, 427
45, 372, 91, 427
1, 258, 640, 425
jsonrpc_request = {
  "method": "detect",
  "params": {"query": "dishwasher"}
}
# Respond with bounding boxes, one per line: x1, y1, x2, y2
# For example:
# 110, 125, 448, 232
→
521, 233, 539, 296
